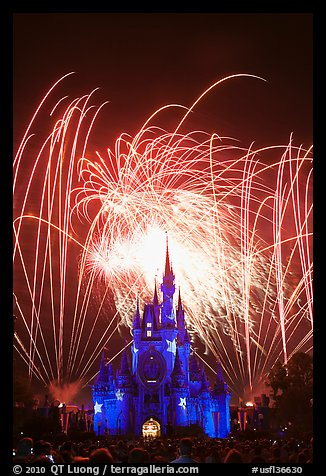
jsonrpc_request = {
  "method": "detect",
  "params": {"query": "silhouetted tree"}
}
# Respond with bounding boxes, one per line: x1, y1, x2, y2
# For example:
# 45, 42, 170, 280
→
266, 352, 313, 432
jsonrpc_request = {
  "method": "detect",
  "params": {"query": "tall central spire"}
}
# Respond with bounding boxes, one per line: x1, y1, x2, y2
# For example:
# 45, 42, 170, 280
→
164, 233, 173, 277
161, 233, 176, 327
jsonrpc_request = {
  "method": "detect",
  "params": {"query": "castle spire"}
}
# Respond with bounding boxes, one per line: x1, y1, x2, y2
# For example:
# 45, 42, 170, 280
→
119, 342, 131, 376
133, 295, 141, 330
96, 350, 108, 383
117, 344, 132, 389
171, 348, 186, 387
177, 287, 182, 312
176, 288, 190, 343
201, 363, 210, 393
213, 359, 228, 394
164, 233, 173, 276
153, 278, 160, 327
189, 352, 201, 381
217, 359, 224, 380
142, 303, 158, 334
161, 233, 176, 327
176, 289, 184, 324
153, 279, 158, 304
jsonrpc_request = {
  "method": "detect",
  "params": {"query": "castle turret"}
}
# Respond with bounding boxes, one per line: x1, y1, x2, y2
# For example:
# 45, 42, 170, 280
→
117, 344, 132, 387
107, 362, 114, 386
153, 279, 161, 327
160, 235, 176, 327
171, 348, 189, 427
200, 363, 217, 437
212, 360, 231, 438
133, 296, 141, 330
142, 304, 160, 340
96, 351, 109, 384
200, 363, 210, 394
93, 350, 116, 437
189, 352, 202, 397
213, 360, 229, 394
175, 288, 190, 385
171, 348, 186, 388
116, 345, 133, 435
176, 288, 190, 344
189, 353, 201, 381
132, 297, 141, 372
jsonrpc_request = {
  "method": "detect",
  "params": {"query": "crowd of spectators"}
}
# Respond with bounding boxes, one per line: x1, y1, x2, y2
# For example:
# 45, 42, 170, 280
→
13, 433, 313, 464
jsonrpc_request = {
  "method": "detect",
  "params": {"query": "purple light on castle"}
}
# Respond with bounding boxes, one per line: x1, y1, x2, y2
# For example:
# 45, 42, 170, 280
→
92, 239, 230, 438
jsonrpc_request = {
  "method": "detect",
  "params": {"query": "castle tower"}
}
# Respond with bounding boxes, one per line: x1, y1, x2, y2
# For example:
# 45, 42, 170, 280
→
176, 288, 190, 384
159, 236, 178, 376
115, 345, 133, 435
189, 352, 202, 396
171, 348, 189, 427
212, 360, 231, 438
93, 351, 117, 436
132, 297, 141, 371
200, 363, 216, 437
153, 279, 160, 326
97, 351, 109, 384
160, 235, 176, 327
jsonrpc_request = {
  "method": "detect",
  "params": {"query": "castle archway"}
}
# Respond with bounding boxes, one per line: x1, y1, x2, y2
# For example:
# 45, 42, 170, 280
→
142, 417, 161, 438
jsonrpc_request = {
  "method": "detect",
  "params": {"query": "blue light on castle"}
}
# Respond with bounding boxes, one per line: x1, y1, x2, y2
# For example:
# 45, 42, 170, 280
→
92, 238, 230, 438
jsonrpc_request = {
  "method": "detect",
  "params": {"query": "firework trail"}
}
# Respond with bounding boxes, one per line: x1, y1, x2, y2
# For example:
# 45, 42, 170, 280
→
13, 73, 313, 401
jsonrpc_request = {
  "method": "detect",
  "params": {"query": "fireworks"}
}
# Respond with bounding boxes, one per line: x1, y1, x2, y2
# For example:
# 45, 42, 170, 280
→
13, 73, 312, 401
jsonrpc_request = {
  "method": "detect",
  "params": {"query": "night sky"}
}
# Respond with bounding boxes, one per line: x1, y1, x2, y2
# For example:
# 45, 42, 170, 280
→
14, 13, 312, 151
12, 12, 313, 405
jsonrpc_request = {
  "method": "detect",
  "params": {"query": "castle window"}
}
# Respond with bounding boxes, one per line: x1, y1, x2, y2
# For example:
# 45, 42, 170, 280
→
147, 330, 152, 337
147, 323, 152, 328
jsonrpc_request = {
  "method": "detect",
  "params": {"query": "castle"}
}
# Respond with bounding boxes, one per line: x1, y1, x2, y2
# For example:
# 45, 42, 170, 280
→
92, 239, 230, 438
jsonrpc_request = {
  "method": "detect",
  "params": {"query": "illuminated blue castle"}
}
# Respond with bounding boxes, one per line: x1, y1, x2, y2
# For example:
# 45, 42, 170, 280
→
92, 239, 230, 438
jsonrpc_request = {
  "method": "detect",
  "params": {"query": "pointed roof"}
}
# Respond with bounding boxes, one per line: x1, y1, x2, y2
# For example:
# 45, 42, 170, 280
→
152, 279, 160, 328
133, 296, 141, 329
177, 287, 182, 311
164, 233, 173, 276
171, 348, 186, 387
107, 362, 114, 377
189, 353, 201, 381
142, 303, 158, 331
171, 348, 184, 375
100, 349, 106, 368
119, 344, 131, 376
216, 359, 225, 382
153, 278, 159, 306
201, 363, 210, 393
213, 359, 228, 394
96, 350, 108, 383
176, 297, 190, 344
176, 290, 185, 324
